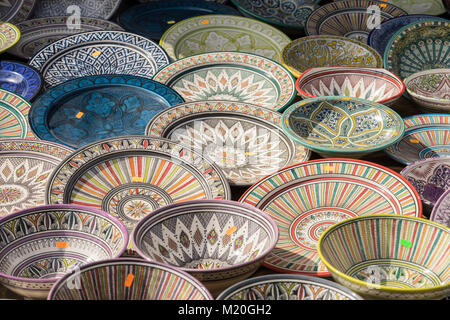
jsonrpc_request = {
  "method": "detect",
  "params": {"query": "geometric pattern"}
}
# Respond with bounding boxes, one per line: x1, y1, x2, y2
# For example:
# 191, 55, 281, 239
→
431, 189, 450, 227
0, 0, 35, 24
0, 22, 20, 53
0, 61, 42, 100
0, 88, 36, 139
33, 0, 122, 19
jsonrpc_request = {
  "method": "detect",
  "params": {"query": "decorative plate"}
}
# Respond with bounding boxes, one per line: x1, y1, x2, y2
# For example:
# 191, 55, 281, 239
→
152, 51, 296, 112
239, 159, 422, 276
0, 88, 35, 139
387, 0, 447, 15
404, 69, 450, 113
431, 189, 450, 227
29, 75, 184, 149
159, 14, 291, 63
0, 0, 35, 24
306, 0, 407, 43
0, 139, 73, 217
29, 31, 170, 89
281, 35, 383, 78
230, 0, 319, 31
118, 0, 240, 41
45, 136, 231, 232
296, 67, 405, 105
384, 20, 450, 81
385, 114, 450, 165
32, 0, 122, 19
145, 101, 311, 186
367, 15, 445, 57
0, 61, 42, 101
0, 23, 20, 54
281, 97, 404, 158
7, 16, 124, 60
400, 156, 450, 207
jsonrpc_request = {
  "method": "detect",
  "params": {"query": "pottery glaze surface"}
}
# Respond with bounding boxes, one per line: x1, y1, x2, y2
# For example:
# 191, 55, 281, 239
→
431, 189, 450, 227
0, 89, 36, 140
0, 61, 42, 101
33, 0, 122, 19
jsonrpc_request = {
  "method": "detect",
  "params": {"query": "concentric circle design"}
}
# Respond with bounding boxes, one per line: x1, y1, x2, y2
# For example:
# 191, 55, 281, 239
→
0, 23, 20, 54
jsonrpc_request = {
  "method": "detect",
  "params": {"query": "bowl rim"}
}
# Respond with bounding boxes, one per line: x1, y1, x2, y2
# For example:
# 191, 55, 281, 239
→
281, 96, 405, 154
317, 213, 450, 294
431, 188, 450, 225
404, 68, 450, 104
216, 273, 364, 300
295, 66, 406, 104
0, 204, 129, 284
131, 199, 279, 274
47, 257, 214, 300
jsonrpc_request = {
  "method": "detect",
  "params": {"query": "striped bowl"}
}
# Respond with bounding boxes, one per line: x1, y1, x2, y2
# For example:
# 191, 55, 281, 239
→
47, 258, 213, 300
318, 214, 450, 300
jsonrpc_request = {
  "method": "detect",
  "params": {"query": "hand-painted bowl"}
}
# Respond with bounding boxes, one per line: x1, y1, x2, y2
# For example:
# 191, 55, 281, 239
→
385, 114, 450, 165
132, 200, 278, 297
400, 156, 450, 208
318, 214, 450, 300
216, 274, 363, 300
384, 20, 450, 81
281, 96, 405, 158
47, 258, 213, 300
305, 0, 407, 43
404, 69, 450, 113
0, 204, 128, 300
296, 67, 405, 105
281, 35, 383, 78
431, 189, 450, 227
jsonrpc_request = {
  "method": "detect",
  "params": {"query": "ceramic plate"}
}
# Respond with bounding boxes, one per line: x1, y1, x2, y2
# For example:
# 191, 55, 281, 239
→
400, 156, 450, 207
431, 189, 450, 227
159, 14, 291, 63
0, 0, 35, 24
367, 15, 445, 57
119, 0, 240, 41
0, 139, 73, 217
387, 0, 446, 15
152, 52, 296, 112
33, 0, 122, 19
0, 88, 35, 139
385, 114, 450, 165
29, 31, 170, 89
145, 101, 311, 186
7, 16, 124, 60
239, 159, 422, 276
384, 20, 450, 81
29, 75, 184, 148
230, 0, 318, 31
0, 23, 20, 54
45, 136, 231, 232
0, 61, 42, 101
281, 35, 383, 78
306, 0, 407, 43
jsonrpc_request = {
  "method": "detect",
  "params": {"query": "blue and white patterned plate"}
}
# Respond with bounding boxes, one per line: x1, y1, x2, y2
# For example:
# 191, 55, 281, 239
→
29, 75, 184, 148
118, 0, 240, 41
32, 0, 122, 19
0, 61, 42, 101
29, 31, 170, 89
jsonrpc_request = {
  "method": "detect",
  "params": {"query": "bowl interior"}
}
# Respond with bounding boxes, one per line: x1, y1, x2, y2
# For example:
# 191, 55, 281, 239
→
0, 208, 127, 281
406, 70, 450, 101
133, 205, 276, 270
283, 98, 403, 153
320, 216, 449, 289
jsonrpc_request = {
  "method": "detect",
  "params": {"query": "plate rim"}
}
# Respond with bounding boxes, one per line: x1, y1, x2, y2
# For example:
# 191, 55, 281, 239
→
0, 60, 43, 101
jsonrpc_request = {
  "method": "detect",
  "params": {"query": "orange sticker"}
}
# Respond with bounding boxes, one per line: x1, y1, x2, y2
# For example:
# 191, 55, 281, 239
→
410, 139, 419, 143
75, 112, 84, 119
226, 226, 237, 236
201, 19, 210, 25
92, 50, 102, 57
132, 177, 144, 182
56, 242, 69, 248
124, 273, 134, 287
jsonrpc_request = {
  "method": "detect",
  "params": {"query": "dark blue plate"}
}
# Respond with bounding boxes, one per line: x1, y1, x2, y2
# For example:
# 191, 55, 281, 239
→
367, 15, 447, 57
0, 61, 42, 101
118, 0, 240, 40
29, 75, 184, 148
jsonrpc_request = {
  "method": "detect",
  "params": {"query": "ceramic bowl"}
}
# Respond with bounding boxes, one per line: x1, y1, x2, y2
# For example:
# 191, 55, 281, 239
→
281, 35, 383, 78
387, 0, 447, 15
318, 214, 450, 300
296, 67, 405, 105
384, 20, 450, 81
0, 204, 129, 299
132, 200, 279, 297
404, 69, 450, 113
305, 0, 407, 43
216, 274, 363, 300
281, 96, 404, 158
47, 258, 213, 300
385, 114, 450, 165
400, 156, 450, 208
431, 189, 450, 227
